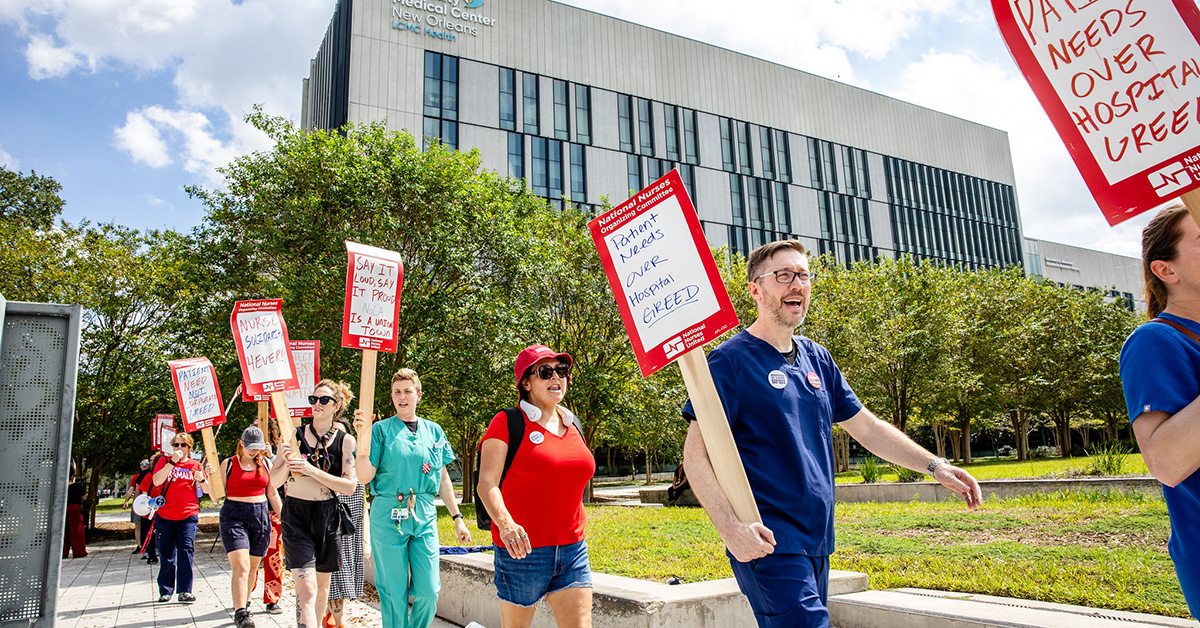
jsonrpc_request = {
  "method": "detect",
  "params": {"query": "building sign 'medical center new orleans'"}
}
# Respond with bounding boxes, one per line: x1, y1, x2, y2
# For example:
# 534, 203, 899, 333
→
391, 0, 496, 43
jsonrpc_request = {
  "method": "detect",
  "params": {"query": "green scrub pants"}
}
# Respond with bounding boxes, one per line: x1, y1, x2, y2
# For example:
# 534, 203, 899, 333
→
370, 502, 440, 628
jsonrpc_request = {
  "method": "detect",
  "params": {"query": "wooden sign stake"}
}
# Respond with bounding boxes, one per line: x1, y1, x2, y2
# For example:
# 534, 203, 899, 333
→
271, 391, 302, 478
677, 349, 761, 524
1182, 189, 1200, 229
200, 427, 225, 500
357, 349, 378, 459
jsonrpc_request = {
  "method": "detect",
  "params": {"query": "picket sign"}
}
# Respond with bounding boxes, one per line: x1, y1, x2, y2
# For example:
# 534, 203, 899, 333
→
230, 300, 301, 463
342, 241, 405, 459
992, 0, 1200, 225
152, 414, 174, 452
167, 357, 227, 499
588, 169, 759, 524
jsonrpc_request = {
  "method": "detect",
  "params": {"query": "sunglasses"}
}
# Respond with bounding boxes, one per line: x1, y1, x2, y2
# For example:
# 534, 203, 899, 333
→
308, 395, 336, 406
172, 442, 190, 448
532, 364, 571, 380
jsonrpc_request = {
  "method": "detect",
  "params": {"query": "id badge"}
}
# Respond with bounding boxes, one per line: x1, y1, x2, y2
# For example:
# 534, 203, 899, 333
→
391, 508, 402, 521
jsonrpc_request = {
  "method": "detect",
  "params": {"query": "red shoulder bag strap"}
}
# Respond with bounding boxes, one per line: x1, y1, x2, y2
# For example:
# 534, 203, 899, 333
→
1150, 317, 1200, 345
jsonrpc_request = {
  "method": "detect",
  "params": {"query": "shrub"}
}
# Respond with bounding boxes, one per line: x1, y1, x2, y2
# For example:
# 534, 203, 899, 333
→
1030, 445, 1056, 459
892, 464, 925, 483
1088, 441, 1131, 476
859, 456, 885, 483
996, 445, 1016, 458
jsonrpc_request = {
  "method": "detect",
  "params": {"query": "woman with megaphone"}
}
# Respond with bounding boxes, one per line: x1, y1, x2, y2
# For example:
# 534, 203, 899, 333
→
150, 432, 215, 604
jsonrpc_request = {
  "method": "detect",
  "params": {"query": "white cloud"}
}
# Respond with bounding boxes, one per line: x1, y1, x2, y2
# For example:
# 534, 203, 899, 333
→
114, 106, 241, 184
0, 144, 17, 170
25, 33, 84, 79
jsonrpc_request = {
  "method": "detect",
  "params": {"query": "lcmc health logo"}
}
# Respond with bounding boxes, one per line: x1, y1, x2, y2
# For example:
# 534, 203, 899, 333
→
465, 0, 484, 7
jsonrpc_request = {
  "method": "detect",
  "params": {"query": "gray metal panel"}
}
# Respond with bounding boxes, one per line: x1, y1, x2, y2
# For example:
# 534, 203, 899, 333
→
0, 302, 81, 628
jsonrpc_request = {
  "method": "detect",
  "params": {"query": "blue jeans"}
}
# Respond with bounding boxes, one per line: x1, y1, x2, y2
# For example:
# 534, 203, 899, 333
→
155, 515, 198, 596
492, 540, 593, 607
729, 552, 830, 628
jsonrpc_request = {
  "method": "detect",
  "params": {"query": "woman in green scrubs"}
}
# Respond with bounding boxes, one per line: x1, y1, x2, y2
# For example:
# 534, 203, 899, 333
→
354, 368, 471, 628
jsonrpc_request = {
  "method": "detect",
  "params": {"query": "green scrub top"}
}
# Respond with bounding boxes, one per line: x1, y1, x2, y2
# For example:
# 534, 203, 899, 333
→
368, 415, 455, 502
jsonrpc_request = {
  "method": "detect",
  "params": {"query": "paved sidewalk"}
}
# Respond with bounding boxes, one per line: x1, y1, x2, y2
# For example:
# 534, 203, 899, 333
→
56, 531, 460, 628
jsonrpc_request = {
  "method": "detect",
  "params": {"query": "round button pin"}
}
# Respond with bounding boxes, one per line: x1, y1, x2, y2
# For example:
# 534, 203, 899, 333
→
807, 372, 822, 389
529, 431, 545, 445
768, 370, 787, 389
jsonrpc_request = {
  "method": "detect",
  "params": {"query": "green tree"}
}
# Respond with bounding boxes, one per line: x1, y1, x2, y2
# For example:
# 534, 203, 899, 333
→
0, 166, 64, 231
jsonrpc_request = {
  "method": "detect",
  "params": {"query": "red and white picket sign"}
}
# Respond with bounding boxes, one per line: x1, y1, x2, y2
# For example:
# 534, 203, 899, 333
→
240, 340, 321, 419
588, 168, 756, 525
152, 414, 175, 451
159, 425, 177, 455
342, 241, 404, 353
993, 0, 1200, 224
167, 357, 227, 432
588, 169, 739, 378
230, 299, 299, 396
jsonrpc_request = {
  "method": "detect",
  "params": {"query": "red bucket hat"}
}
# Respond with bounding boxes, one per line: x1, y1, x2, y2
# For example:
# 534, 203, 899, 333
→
513, 344, 573, 392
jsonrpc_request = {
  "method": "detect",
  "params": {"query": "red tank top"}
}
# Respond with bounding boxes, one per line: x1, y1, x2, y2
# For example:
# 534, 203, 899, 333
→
225, 458, 269, 498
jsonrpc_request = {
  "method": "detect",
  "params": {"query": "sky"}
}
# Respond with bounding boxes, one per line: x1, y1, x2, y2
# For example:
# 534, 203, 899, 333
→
0, 0, 1162, 258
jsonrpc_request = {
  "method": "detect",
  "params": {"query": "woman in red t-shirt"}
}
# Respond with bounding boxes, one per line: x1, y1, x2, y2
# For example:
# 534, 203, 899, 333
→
151, 432, 214, 604
478, 345, 596, 628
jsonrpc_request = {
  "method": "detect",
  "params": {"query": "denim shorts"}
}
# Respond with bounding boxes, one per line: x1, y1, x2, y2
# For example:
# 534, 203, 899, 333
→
493, 540, 593, 607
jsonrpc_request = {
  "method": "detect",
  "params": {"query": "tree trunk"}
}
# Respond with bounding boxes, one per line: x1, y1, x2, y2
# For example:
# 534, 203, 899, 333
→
958, 411, 973, 465
1077, 425, 1091, 451
461, 446, 475, 503
644, 447, 652, 485
932, 421, 946, 459
949, 429, 962, 462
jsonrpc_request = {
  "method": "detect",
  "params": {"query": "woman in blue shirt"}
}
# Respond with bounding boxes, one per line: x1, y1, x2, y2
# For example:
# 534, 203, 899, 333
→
1119, 202, 1200, 617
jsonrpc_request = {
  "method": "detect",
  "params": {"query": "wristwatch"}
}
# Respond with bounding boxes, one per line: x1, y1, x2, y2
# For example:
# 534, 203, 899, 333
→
927, 457, 948, 475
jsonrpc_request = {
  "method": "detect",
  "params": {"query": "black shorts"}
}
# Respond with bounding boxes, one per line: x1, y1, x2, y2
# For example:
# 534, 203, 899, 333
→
219, 500, 271, 556
281, 496, 341, 573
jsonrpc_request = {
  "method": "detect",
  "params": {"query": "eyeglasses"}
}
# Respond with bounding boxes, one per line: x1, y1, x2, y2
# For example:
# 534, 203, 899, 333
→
753, 270, 817, 286
308, 395, 335, 406
172, 442, 190, 448
533, 364, 571, 380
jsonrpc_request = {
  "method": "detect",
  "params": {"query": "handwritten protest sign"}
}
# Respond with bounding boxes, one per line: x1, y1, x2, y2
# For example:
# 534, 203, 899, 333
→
284, 341, 320, 418
152, 414, 175, 451
342, 241, 404, 352
993, 0, 1200, 224
588, 169, 758, 524
160, 425, 177, 456
241, 340, 320, 419
231, 300, 300, 460
342, 242, 405, 461
231, 300, 299, 396
168, 358, 226, 432
167, 357, 227, 499
588, 169, 739, 378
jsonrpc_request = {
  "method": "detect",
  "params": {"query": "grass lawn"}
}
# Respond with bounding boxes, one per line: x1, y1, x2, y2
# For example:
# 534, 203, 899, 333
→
834, 454, 1151, 484
437, 489, 1188, 618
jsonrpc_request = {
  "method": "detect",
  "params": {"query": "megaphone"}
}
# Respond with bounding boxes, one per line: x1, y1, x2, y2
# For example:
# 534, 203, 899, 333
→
132, 495, 151, 517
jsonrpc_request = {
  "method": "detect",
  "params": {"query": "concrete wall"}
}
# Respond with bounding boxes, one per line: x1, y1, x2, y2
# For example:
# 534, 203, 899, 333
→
437, 552, 867, 628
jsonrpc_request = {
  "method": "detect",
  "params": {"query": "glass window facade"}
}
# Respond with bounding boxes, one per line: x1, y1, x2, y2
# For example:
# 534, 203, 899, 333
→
638, 98, 654, 156
553, 79, 569, 140
422, 51, 458, 149
522, 73, 539, 134
507, 132, 524, 179
683, 109, 700, 165
570, 144, 586, 204
618, 94, 634, 153
499, 68, 516, 131
664, 104, 680, 162
575, 84, 591, 144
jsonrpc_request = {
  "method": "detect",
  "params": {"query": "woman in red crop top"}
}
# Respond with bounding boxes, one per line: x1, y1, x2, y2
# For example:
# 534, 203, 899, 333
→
219, 425, 272, 628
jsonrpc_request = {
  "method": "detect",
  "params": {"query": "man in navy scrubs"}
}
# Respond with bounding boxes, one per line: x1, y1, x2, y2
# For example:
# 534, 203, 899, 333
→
682, 239, 983, 628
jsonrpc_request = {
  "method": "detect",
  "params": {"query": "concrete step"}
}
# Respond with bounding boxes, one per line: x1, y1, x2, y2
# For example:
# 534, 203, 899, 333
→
829, 588, 1197, 628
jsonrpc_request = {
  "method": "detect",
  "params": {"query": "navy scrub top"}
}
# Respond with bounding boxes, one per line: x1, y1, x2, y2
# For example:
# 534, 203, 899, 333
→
684, 330, 862, 556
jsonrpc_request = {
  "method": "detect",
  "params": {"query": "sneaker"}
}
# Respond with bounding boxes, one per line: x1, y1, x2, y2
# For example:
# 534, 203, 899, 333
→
178, 593, 195, 604
157, 595, 171, 603
263, 603, 282, 615
147, 558, 159, 564
234, 608, 255, 628
131, 548, 141, 554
